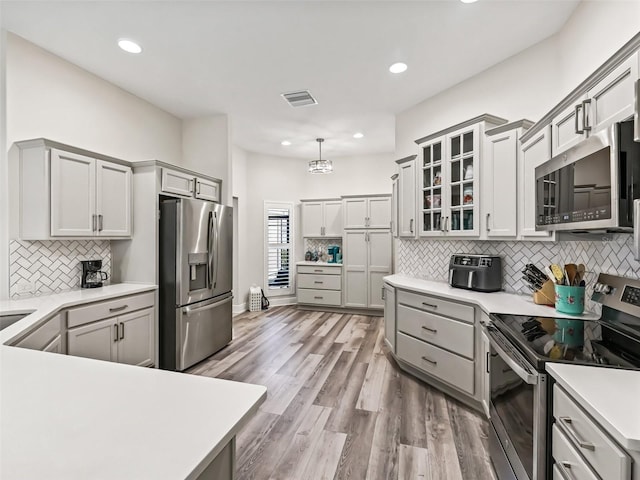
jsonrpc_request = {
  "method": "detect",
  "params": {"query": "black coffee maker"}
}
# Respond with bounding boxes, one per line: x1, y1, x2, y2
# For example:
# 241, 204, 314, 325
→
81, 260, 109, 288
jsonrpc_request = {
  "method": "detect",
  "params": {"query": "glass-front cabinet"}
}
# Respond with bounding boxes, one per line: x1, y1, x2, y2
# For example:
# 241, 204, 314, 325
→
419, 125, 481, 237
419, 136, 444, 235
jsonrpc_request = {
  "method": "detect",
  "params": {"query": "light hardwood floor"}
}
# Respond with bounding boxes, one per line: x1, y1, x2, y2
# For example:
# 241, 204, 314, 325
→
187, 306, 497, 480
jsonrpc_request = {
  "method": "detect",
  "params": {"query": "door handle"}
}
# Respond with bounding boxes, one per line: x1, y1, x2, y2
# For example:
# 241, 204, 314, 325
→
444, 216, 449, 232
119, 322, 124, 340
582, 99, 591, 132
421, 356, 437, 366
207, 211, 214, 289
409, 218, 414, 234
92, 214, 97, 232
486, 213, 490, 232
113, 324, 118, 342
421, 302, 438, 310
98, 214, 103, 232
381, 286, 385, 300
486, 352, 490, 374
214, 211, 220, 289
421, 325, 437, 334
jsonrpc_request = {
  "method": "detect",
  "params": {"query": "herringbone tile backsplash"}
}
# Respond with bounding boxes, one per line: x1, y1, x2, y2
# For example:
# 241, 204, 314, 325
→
9, 240, 111, 298
396, 234, 640, 297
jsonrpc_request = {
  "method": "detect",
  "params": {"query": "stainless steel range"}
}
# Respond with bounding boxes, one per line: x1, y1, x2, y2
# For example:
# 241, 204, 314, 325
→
485, 273, 640, 480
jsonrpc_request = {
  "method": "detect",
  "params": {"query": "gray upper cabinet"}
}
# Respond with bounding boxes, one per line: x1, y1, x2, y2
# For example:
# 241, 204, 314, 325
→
396, 155, 417, 238
301, 199, 342, 237
551, 51, 639, 156
16, 139, 132, 240
161, 167, 222, 203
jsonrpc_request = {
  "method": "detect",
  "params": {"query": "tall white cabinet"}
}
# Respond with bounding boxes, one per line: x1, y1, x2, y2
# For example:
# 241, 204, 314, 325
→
343, 194, 392, 310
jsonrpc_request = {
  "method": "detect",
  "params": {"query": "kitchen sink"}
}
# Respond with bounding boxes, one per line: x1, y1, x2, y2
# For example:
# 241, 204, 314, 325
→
0, 313, 32, 331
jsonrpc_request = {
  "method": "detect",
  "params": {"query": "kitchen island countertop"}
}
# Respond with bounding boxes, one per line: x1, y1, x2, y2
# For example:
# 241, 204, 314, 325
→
1, 346, 266, 479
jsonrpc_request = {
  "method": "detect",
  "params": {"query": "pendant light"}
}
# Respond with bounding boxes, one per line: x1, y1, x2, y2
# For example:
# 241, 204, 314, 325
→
308, 138, 333, 174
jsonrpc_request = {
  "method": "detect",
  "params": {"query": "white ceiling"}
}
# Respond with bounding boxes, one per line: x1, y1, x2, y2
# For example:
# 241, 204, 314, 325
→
0, 0, 580, 159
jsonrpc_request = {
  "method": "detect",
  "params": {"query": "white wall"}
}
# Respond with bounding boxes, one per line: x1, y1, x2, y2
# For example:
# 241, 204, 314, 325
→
239, 151, 395, 303
231, 145, 250, 311
396, 1, 640, 160
182, 115, 232, 204
6, 33, 182, 162
0, 29, 8, 299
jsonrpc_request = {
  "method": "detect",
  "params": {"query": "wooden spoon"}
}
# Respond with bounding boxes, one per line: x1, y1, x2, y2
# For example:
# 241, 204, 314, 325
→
576, 264, 586, 284
565, 264, 578, 286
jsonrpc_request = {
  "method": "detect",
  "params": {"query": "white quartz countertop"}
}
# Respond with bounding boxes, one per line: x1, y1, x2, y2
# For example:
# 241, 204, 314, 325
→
297, 261, 342, 266
384, 274, 599, 319
546, 364, 640, 451
0, 346, 267, 479
0, 283, 157, 345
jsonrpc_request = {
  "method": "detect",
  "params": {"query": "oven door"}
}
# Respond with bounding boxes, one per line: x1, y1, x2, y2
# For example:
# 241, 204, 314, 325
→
487, 326, 548, 480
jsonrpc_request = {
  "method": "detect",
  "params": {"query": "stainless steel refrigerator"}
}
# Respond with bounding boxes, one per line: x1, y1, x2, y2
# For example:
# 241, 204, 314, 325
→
159, 197, 233, 371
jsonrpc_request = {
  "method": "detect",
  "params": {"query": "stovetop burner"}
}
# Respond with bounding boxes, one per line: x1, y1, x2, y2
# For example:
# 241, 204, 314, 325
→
491, 313, 640, 370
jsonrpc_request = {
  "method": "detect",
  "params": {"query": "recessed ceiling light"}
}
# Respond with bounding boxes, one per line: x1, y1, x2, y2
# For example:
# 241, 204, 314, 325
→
281, 140, 291, 146
389, 62, 408, 74
118, 39, 142, 54
353, 133, 364, 139
460, 0, 478, 3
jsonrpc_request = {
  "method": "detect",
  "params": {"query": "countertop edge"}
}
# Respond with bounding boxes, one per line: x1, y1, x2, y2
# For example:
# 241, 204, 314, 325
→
546, 364, 640, 452
0, 283, 158, 345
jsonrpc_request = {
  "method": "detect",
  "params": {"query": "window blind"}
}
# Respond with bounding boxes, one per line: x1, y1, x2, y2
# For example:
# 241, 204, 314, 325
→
267, 208, 291, 289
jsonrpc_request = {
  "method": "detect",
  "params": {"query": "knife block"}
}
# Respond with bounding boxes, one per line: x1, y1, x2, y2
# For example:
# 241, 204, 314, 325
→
533, 280, 556, 306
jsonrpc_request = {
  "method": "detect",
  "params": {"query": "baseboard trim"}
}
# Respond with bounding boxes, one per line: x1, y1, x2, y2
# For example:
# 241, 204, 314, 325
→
266, 296, 297, 307
232, 303, 247, 315
296, 304, 383, 316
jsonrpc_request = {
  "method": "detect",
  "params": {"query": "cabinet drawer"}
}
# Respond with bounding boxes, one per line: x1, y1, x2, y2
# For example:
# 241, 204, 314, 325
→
14, 313, 62, 350
397, 332, 474, 395
552, 424, 599, 480
553, 385, 631, 480
297, 289, 341, 306
397, 290, 474, 323
397, 304, 474, 359
297, 265, 342, 275
67, 291, 155, 328
297, 274, 341, 290
161, 168, 194, 197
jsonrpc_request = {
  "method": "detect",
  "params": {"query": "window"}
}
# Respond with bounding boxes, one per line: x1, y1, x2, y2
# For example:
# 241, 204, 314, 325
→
264, 202, 293, 296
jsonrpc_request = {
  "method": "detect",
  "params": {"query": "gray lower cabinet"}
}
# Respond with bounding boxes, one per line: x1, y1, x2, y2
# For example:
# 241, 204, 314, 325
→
393, 288, 478, 404
296, 264, 342, 306
551, 384, 632, 480
67, 306, 155, 367
383, 282, 396, 352
12, 313, 64, 353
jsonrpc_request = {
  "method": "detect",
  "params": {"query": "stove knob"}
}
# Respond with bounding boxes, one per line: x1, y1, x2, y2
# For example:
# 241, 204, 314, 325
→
602, 284, 612, 294
595, 283, 612, 294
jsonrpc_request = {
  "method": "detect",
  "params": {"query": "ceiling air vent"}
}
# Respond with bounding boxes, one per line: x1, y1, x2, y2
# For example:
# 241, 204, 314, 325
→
281, 90, 317, 107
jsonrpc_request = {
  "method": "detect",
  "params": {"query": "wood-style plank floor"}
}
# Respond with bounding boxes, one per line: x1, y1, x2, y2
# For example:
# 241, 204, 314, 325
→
187, 306, 497, 480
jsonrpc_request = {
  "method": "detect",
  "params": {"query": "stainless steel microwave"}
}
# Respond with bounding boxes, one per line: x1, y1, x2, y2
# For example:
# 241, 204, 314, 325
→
535, 120, 640, 232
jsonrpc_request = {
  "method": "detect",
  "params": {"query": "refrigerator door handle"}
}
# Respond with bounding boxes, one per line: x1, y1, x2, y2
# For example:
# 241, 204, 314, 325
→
213, 211, 220, 289
207, 211, 214, 289
182, 295, 233, 316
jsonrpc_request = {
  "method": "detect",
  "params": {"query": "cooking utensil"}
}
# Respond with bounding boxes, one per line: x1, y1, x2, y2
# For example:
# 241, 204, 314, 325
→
550, 264, 564, 284
576, 264, 586, 284
565, 264, 578, 286
545, 266, 557, 284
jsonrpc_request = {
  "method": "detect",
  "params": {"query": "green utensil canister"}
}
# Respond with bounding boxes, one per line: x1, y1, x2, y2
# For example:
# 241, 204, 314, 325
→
554, 285, 585, 315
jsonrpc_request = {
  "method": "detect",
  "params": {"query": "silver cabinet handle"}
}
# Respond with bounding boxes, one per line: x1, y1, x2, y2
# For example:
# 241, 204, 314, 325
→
119, 322, 124, 340
189, 179, 195, 193
574, 103, 584, 134
558, 417, 595, 451
409, 218, 414, 233
486, 213, 490, 232
440, 216, 446, 232
314, 269, 323, 272
113, 324, 118, 342
314, 281, 324, 284
582, 99, 591, 132
421, 356, 437, 366
421, 302, 438, 309
92, 214, 97, 232
421, 325, 437, 334
444, 216, 449, 232
98, 214, 103, 232
196, 181, 201, 195
486, 352, 490, 374
109, 305, 128, 313
381, 286, 385, 300
314, 296, 324, 300
556, 461, 573, 479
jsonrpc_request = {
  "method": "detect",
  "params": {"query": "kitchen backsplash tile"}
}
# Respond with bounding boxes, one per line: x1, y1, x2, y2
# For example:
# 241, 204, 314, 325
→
396, 234, 640, 299
304, 238, 343, 261
9, 239, 111, 298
